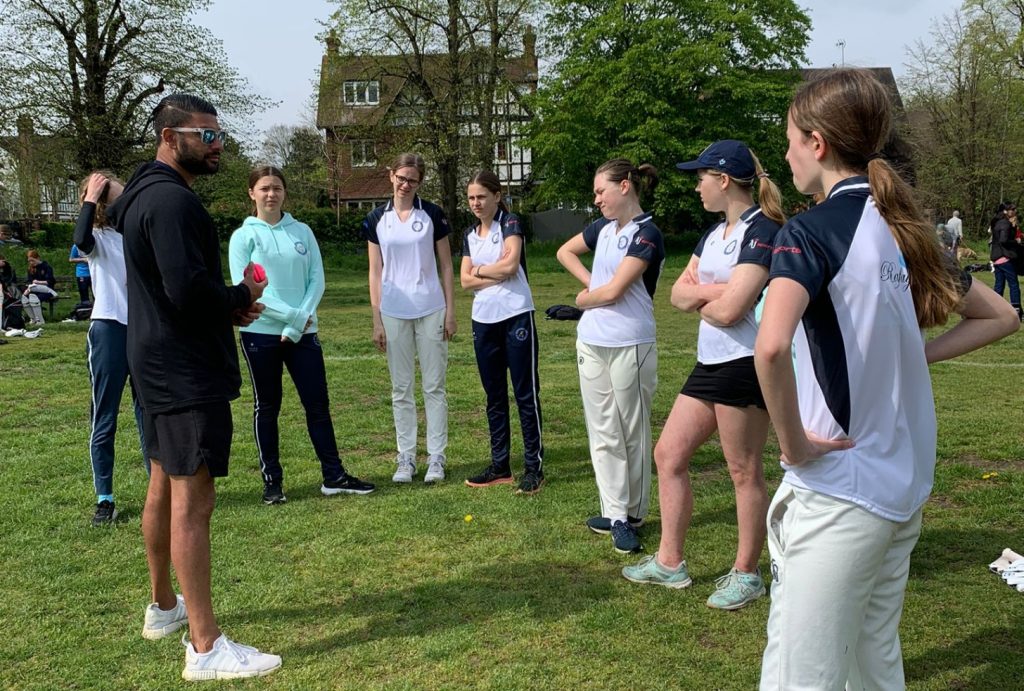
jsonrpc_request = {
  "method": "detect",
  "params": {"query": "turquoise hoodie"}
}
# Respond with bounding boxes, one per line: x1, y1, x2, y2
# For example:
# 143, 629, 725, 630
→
229, 212, 324, 342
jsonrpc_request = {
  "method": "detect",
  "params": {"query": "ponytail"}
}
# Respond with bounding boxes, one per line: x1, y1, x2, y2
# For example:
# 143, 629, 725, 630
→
866, 157, 960, 328
748, 151, 786, 226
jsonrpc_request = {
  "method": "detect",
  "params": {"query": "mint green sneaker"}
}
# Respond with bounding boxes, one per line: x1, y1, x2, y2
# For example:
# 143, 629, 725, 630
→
706, 567, 765, 610
621, 553, 692, 589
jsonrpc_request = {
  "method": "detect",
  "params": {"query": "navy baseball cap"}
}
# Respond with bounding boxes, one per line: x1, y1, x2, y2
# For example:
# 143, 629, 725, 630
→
676, 140, 756, 179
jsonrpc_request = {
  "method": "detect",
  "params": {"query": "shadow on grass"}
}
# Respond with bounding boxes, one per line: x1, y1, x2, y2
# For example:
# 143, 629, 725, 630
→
910, 526, 1023, 580
252, 560, 621, 657
905, 626, 1024, 688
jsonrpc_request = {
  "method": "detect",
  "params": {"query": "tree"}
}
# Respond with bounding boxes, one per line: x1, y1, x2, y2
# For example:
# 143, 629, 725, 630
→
0, 0, 269, 176
904, 3, 1024, 236
524, 0, 809, 234
258, 125, 328, 209
325, 0, 538, 222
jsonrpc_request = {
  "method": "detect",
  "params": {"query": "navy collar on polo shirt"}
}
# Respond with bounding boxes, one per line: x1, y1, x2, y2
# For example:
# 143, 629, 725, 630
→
828, 176, 870, 200
739, 204, 763, 223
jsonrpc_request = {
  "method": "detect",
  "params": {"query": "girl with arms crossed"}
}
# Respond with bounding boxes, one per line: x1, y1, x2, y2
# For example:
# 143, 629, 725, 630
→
557, 159, 665, 554
622, 140, 784, 610
460, 171, 544, 495
755, 68, 1018, 690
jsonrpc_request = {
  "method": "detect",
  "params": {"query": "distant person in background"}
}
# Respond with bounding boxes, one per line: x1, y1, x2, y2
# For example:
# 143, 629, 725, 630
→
75, 171, 147, 527
363, 152, 456, 485
946, 210, 963, 253
459, 170, 544, 495
21, 249, 57, 325
230, 165, 375, 505
990, 202, 1022, 321
69, 243, 92, 302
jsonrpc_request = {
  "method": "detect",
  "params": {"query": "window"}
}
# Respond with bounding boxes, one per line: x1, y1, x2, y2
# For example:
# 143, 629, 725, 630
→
343, 80, 380, 105
495, 139, 509, 162
351, 140, 376, 167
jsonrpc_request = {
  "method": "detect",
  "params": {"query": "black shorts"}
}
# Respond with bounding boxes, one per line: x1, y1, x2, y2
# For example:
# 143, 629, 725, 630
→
680, 356, 766, 409
143, 401, 232, 477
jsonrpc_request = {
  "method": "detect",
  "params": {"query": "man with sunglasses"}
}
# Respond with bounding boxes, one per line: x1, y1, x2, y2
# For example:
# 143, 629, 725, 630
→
108, 93, 281, 680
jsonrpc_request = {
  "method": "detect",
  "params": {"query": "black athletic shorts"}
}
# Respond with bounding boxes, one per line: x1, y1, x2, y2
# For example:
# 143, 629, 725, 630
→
680, 355, 766, 409
143, 401, 232, 477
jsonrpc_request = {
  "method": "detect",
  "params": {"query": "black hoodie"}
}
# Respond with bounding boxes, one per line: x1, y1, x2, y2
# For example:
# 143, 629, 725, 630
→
108, 161, 251, 414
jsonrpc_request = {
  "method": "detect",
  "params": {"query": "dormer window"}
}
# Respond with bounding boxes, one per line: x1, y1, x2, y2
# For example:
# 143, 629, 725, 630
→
344, 81, 380, 105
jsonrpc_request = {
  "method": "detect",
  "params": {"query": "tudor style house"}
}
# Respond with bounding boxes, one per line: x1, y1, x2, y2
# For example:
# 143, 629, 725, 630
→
316, 28, 539, 211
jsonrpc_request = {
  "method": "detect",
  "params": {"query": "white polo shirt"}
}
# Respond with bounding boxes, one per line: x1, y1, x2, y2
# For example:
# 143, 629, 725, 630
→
80, 226, 129, 325
362, 196, 451, 319
768, 177, 937, 522
693, 205, 780, 364
462, 210, 534, 324
577, 214, 665, 347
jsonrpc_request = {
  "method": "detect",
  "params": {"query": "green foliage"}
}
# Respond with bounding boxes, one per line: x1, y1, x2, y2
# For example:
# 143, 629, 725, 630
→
525, 0, 809, 234
0, 0, 271, 175
38, 221, 75, 248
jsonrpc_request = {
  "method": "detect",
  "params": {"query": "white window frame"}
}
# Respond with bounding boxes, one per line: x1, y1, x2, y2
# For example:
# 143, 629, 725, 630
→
343, 80, 380, 105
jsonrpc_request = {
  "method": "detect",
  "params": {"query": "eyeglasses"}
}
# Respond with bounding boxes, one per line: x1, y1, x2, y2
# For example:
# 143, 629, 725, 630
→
168, 127, 228, 145
394, 174, 420, 188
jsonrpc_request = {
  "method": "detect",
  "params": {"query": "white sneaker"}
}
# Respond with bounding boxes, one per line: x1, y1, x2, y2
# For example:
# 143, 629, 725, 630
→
990, 548, 1024, 574
392, 453, 416, 483
181, 633, 281, 681
424, 454, 446, 483
142, 594, 188, 640
4, 328, 24, 337
23, 329, 42, 339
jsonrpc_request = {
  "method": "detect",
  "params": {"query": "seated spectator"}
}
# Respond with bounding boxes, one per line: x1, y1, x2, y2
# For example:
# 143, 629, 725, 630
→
0, 224, 23, 246
22, 249, 58, 325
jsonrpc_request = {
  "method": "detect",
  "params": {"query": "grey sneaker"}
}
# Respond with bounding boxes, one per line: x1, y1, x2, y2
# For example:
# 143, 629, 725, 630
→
706, 567, 766, 610
392, 453, 416, 483
423, 454, 446, 483
622, 553, 692, 589
142, 594, 188, 640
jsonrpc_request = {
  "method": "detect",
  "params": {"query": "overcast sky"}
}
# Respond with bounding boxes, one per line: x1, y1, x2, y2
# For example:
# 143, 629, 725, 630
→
196, 0, 964, 145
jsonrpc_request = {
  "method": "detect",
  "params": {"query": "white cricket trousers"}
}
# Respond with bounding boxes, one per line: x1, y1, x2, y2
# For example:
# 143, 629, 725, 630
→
382, 310, 448, 456
576, 340, 657, 522
759, 483, 923, 691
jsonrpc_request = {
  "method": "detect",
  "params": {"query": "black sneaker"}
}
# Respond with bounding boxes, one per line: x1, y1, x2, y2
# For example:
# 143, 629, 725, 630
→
586, 515, 645, 535
611, 520, 642, 553
321, 472, 376, 496
464, 464, 514, 488
515, 470, 545, 495
91, 500, 118, 526
262, 482, 287, 505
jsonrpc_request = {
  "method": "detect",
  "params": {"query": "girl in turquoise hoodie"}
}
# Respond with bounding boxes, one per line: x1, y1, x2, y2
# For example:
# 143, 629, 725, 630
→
229, 165, 375, 504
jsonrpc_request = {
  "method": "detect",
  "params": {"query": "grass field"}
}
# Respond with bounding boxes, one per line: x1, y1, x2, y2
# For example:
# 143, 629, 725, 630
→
1, 243, 1022, 689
